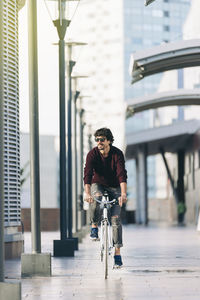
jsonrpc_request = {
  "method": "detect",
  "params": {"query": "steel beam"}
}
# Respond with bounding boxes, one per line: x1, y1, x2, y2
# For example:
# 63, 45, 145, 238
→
160, 148, 179, 204
126, 89, 200, 117
130, 39, 200, 83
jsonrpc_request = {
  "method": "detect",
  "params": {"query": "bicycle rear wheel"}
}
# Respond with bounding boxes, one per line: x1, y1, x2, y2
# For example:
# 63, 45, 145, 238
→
103, 221, 108, 279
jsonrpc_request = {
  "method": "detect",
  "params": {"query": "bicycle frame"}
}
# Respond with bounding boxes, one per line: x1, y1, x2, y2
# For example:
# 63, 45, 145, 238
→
100, 196, 113, 257
93, 192, 116, 278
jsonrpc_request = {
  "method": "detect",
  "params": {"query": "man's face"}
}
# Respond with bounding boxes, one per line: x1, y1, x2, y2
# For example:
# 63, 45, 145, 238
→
95, 136, 110, 151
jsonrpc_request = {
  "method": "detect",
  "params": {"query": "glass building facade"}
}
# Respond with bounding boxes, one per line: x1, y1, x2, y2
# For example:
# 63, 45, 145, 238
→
124, 0, 191, 201
67, 0, 191, 207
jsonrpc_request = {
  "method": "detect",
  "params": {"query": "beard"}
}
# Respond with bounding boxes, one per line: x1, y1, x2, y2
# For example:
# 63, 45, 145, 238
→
98, 144, 104, 150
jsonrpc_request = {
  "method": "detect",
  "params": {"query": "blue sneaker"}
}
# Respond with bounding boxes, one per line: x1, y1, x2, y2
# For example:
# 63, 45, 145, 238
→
90, 227, 99, 241
113, 255, 123, 268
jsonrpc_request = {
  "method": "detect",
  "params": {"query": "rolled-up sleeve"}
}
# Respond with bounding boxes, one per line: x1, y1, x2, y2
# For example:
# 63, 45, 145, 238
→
116, 152, 127, 183
83, 151, 94, 185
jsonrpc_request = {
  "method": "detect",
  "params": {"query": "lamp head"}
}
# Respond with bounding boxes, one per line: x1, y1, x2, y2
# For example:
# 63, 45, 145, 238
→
144, 0, 156, 6
45, 0, 79, 24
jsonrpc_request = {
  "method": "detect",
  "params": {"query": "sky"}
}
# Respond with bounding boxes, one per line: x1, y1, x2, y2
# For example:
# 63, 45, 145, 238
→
18, 1, 127, 150
19, 1, 61, 136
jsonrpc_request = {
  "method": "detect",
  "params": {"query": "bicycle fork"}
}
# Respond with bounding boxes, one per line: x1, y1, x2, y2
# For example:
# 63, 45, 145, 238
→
100, 207, 113, 257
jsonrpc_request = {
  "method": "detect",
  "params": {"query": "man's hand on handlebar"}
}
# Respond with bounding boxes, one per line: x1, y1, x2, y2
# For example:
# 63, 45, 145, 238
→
118, 193, 127, 207
84, 193, 94, 203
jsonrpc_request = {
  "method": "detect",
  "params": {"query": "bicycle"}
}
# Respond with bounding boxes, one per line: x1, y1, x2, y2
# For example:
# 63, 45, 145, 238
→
93, 191, 116, 279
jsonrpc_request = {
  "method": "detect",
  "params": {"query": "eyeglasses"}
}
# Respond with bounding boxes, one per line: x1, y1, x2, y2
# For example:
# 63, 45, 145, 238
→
95, 137, 106, 142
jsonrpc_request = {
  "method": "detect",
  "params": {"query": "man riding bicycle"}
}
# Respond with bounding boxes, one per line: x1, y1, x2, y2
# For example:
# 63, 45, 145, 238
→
84, 127, 127, 268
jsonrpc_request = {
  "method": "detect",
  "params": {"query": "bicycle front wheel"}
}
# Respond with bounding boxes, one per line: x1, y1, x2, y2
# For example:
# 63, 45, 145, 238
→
103, 221, 108, 279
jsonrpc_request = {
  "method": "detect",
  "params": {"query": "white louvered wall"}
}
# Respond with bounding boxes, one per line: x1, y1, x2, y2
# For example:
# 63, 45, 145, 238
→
3, 0, 21, 226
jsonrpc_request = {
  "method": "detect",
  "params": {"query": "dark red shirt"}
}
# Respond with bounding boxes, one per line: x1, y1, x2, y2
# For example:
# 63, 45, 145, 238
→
84, 146, 127, 187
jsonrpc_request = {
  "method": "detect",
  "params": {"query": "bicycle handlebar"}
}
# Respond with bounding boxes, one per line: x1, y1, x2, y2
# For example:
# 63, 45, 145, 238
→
93, 197, 117, 205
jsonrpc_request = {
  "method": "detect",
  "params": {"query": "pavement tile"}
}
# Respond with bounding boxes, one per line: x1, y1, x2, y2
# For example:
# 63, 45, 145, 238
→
4, 224, 200, 299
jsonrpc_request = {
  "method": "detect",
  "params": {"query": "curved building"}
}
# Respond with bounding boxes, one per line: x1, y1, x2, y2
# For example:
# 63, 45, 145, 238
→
2, 0, 23, 258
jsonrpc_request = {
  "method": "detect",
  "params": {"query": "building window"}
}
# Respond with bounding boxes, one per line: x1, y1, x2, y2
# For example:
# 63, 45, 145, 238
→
163, 25, 170, 32
152, 10, 163, 17
164, 11, 170, 17
133, 38, 143, 45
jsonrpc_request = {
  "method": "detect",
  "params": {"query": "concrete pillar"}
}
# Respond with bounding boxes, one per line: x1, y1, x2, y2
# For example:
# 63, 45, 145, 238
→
21, 0, 52, 273
21, 253, 51, 277
135, 157, 141, 224
177, 149, 185, 223
136, 145, 148, 225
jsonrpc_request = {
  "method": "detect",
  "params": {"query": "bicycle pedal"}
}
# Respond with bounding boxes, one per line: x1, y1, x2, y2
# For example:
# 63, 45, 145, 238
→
90, 237, 100, 241
113, 264, 122, 269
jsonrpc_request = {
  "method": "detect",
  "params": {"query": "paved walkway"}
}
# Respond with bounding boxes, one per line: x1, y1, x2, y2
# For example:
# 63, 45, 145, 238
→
5, 224, 200, 299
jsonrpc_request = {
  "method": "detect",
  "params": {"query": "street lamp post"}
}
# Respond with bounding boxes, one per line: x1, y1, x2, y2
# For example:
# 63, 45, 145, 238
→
65, 42, 86, 245
54, 17, 69, 246
76, 95, 91, 226
52, 3, 75, 257
71, 74, 88, 233
72, 89, 80, 233
44, 0, 80, 256
78, 107, 86, 226
66, 44, 74, 242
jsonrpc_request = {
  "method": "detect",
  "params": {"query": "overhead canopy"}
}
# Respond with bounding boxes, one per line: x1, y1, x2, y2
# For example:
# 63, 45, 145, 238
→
125, 119, 200, 159
126, 89, 200, 117
129, 39, 200, 83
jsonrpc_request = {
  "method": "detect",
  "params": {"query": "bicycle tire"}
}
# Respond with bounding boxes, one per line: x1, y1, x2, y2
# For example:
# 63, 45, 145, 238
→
101, 248, 103, 262
104, 221, 108, 279
100, 221, 104, 262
